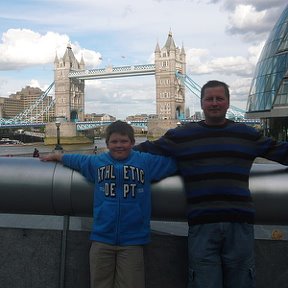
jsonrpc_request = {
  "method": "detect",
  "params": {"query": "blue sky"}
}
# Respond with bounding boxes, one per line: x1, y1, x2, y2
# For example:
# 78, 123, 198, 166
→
0, 0, 287, 119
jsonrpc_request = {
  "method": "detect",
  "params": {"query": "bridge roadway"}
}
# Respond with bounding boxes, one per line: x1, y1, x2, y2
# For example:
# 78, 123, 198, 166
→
0, 120, 147, 132
0, 118, 261, 131
68, 64, 156, 80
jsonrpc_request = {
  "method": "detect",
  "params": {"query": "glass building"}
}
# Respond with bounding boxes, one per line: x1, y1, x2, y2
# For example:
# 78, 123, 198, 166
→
246, 5, 288, 140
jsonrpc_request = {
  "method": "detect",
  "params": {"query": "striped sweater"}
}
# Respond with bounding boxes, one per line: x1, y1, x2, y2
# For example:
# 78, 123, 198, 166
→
135, 120, 288, 225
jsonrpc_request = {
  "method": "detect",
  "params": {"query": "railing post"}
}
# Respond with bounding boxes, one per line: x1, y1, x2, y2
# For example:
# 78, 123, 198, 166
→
59, 215, 70, 288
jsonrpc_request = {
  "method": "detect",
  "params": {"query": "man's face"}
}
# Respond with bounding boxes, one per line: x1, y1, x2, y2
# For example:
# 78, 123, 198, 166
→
107, 133, 135, 160
201, 86, 229, 125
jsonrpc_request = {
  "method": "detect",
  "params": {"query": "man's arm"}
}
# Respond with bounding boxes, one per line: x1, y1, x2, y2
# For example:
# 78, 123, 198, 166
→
134, 135, 175, 157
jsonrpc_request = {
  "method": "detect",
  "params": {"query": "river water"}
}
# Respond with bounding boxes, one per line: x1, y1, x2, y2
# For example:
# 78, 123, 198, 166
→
0, 136, 147, 157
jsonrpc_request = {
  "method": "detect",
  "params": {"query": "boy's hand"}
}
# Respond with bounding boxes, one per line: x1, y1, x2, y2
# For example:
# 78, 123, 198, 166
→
40, 153, 63, 162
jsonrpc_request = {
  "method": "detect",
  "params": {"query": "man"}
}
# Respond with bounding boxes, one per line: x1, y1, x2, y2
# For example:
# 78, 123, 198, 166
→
134, 80, 288, 288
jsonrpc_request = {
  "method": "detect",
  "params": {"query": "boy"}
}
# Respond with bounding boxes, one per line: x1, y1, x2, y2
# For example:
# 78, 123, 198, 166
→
41, 120, 177, 288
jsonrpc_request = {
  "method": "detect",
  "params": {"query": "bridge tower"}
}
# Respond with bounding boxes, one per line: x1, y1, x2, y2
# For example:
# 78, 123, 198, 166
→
44, 44, 90, 145
54, 44, 85, 122
154, 31, 186, 120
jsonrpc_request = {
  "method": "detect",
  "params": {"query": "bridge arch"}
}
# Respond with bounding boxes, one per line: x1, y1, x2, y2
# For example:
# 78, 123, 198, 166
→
70, 110, 78, 122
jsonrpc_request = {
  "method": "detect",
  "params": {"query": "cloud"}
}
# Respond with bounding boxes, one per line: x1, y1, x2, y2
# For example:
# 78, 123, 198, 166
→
0, 29, 101, 70
84, 77, 155, 119
225, 4, 287, 44
227, 5, 267, 34
210, 0, 286, 11
68, 44, 102, 69
0, 29, 67, 69
247, 41, 265, 65
186, 48, 255, 77
216, 1, 287, 41
230, 77, 252, 102
28, 79, 41, 88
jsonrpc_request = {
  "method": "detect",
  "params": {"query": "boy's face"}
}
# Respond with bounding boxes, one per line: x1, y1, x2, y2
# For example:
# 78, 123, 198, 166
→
107, 132, 135, 160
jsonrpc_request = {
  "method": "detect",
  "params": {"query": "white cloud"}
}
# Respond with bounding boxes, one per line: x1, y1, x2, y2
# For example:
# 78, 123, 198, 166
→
28, 79, 41, 88
247, 41, 265, 65
84, 77, 155, 119
230, 77, 252, 103
223, 2, 287, 42
0, 29, 67, 69
0, 29, 101, 70
228, 5, 267, 33
187, 50, 255, 77
219, 0, 286, 12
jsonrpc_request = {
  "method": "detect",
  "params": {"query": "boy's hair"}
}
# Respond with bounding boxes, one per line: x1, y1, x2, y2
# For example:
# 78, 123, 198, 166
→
105, 120, 135, 144
201, 80, 230, 101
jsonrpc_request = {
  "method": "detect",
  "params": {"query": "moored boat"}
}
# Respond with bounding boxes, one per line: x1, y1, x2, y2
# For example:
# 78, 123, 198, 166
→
0, 138, 24, 145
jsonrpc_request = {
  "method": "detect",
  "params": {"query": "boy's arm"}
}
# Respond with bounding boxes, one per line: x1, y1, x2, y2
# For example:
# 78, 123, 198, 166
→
147, 154, 178, 181
41, 153, 96, 183
40, 153, 63, 162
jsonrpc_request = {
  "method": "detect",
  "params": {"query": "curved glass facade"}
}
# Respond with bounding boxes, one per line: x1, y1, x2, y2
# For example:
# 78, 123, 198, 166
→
246, 5, 288, 114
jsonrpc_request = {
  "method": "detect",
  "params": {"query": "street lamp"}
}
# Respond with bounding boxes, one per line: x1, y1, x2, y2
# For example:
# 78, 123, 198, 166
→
54, 121, 63, 151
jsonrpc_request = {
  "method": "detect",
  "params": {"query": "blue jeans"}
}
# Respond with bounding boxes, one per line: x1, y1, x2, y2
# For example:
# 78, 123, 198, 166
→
187, 222, 255, 288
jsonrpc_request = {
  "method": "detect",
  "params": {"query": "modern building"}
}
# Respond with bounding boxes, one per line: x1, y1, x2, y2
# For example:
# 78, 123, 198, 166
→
126, 114, 149, 122
84, 113, 116, 122
0, 96, 23, 118
0, 86, 55, 122
246, 5, 288, 140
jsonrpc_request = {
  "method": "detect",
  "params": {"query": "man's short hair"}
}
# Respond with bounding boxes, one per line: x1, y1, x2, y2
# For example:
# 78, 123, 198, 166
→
105, 120, 135, 144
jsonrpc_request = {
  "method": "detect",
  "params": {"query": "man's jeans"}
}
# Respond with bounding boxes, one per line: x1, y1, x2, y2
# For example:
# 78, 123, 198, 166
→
187, 222, 255, 288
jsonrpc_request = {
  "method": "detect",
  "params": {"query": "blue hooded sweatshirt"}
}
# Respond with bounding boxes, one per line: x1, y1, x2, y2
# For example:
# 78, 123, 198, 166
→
62, 151, 177, 245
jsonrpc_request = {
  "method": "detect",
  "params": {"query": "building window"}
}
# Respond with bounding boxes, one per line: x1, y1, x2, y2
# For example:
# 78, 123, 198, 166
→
161, 61, 168, 67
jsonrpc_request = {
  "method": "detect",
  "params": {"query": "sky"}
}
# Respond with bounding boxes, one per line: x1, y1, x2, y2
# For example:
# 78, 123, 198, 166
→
0, 0, 287, 120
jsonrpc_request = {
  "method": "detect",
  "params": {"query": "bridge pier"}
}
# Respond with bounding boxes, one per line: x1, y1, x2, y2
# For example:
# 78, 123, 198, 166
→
44, 122, 92, 145
147, 119, 180, 139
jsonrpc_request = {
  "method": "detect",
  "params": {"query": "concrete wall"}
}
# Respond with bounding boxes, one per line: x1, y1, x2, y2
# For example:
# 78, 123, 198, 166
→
0, 227, 187, 288
0, 219, 288, 288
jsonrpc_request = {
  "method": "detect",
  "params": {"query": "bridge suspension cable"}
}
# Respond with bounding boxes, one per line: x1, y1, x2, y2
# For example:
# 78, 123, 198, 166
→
0, 82, 55, 126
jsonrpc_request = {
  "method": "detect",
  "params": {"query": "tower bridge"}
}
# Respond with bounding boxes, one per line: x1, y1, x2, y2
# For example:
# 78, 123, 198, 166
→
0, 31, 254, 141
